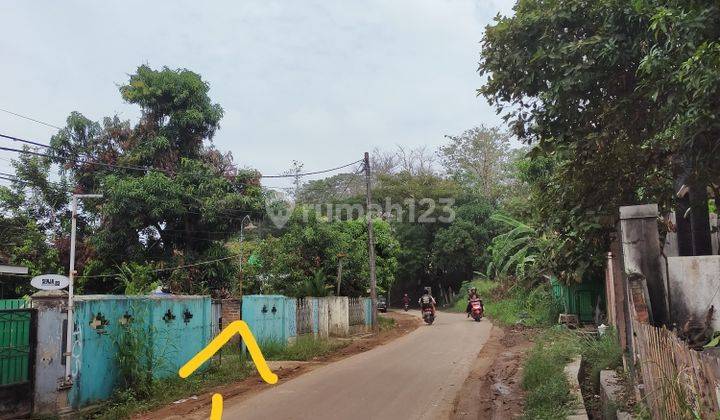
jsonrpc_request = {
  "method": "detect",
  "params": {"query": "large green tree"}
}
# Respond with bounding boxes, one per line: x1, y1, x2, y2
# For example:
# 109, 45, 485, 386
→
45, 66, 264, 294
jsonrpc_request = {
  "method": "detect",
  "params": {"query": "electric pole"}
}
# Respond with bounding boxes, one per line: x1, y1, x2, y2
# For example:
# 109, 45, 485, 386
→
64, 193, 102, 385
364, 152, 378, 332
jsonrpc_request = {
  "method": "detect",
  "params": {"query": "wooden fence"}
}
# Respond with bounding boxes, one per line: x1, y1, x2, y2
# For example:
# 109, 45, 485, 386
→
632, 320, 720, 419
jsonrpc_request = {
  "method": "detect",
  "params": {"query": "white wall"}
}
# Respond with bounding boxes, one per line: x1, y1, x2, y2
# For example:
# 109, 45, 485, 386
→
326, 296, 349, 337
667, 256, 720, 331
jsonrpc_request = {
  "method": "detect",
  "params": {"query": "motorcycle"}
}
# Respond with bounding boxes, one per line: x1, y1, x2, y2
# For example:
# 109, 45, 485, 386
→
422, 307, 435, 324
470, 299, 484, 322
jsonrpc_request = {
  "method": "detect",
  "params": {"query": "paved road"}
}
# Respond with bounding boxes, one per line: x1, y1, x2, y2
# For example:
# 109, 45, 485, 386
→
213, 310, 492, 420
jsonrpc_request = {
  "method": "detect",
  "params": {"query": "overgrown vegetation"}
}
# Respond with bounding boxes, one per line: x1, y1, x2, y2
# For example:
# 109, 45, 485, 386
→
378, 315, 395, 331
87, 354, 252, 419
261, 336, 347, 361
452, 279, 561, 327
521, 328, 623, 419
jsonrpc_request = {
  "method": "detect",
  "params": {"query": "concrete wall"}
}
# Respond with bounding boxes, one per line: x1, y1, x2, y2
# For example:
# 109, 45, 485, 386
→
316, 297, 329, 338
326, 296, 349, 337
663, 212, 719, 257
30, 291, 69, 415
68, 295, 211, 409
667, 256, 720, 331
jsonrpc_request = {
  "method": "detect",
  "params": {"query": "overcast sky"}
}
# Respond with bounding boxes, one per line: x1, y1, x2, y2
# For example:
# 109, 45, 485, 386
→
0, 0, 515, 187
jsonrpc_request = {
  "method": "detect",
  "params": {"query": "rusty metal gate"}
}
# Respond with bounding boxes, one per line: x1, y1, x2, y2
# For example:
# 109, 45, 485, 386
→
0, 304, 36, 418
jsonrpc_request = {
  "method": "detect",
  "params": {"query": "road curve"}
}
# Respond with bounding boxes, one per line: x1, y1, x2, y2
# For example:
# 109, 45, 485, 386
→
211, 310, 492, 420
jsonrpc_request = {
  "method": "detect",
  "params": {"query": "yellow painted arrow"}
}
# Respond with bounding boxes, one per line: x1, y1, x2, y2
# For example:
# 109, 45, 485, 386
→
179, 320, 279, 420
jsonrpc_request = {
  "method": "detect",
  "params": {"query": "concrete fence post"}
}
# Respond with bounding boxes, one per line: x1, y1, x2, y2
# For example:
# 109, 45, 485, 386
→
619, 204, 668, 325
30, 290, 70, 416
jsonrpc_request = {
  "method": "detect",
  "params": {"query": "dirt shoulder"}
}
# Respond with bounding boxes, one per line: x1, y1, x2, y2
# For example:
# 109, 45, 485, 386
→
135, 311, 420, 420
451, 325, 534, 420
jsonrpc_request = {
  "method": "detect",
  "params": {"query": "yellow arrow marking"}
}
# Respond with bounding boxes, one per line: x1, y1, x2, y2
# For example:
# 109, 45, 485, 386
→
179, 320, 278, 384
179, 320, 279, 419
210, 393, 223, 420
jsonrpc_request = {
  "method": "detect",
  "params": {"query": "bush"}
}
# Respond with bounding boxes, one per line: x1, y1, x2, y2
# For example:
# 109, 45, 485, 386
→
453, 279, 561, 327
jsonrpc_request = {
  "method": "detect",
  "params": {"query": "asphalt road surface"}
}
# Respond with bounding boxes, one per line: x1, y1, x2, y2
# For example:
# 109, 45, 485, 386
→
213, 310, 492, 420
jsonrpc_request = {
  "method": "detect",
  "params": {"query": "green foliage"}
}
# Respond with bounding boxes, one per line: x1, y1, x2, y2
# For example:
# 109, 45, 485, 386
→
582, 329, 623, 382
114, 318, 153, 399
89, 353, 252, 419
118, 262, 160, 295
451, 279, 560, 327
37, 65, 264, 294
486, 213, 542, 281
378, 315, 396, 331
479, 0, 680, 287
522, 329, 583, 419
301, 269, 332, 297
261, 336, 346, 361
250, 210, 399, 297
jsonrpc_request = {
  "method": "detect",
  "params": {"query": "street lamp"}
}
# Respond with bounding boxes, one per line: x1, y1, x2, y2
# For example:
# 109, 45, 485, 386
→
238, 215, 256, 297
64, 193, 103, 386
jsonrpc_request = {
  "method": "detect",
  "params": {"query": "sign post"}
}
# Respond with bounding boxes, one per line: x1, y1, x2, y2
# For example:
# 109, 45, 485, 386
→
30, 274, 70, 291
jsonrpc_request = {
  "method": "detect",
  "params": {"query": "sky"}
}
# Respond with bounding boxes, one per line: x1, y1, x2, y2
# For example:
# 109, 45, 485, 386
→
0, 0, 515, 187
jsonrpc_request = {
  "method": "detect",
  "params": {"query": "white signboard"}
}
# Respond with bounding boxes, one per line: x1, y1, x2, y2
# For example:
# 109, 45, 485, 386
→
31, 274, 70, 290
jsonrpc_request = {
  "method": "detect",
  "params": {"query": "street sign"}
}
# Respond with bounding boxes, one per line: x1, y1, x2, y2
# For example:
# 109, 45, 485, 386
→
30, 274, 70, 290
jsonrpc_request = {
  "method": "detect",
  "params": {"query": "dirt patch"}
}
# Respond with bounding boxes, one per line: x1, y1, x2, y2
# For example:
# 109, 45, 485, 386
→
134, 311, 420, 419
451, 326, 534, 420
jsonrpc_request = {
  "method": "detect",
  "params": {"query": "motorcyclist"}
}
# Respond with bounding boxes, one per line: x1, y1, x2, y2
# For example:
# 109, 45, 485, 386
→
466, 287, 483, 317
401, 293, 410, 308
418, 290, 436, 316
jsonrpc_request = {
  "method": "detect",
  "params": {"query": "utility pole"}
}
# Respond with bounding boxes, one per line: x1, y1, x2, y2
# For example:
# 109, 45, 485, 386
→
364, 152, 378, 332
64, 193, 102, 385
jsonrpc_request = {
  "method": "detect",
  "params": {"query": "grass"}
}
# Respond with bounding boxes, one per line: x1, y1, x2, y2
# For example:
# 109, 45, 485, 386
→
85, 350, 253, 419
521, 327, 624, 419
521, 328, 583, 419
87, 335, 352, 419
261, 335, 347, 361
379, 315, 395, 331
451, 279, 561, 327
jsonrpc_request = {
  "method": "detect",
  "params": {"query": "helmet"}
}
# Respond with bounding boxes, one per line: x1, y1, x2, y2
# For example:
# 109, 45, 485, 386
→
404, 293, 408, 296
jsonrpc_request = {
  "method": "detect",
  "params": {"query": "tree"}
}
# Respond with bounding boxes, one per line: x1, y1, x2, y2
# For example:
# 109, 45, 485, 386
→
479, 0, 678, 283
45, 66, 264, 294
438, 126, 512, 199
249, 208, 399, 297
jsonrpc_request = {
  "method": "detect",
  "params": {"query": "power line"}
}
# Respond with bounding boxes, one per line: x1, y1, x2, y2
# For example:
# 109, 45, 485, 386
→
0, 108, 63, 130
77, 254, 241, 279
1, 131, 363, 180
0, 133, 50, 149
261, 159, 364, 178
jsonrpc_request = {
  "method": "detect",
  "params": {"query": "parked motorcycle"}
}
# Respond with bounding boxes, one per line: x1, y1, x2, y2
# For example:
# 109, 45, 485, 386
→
422, 308, 435, 324
470, 299, 484, 322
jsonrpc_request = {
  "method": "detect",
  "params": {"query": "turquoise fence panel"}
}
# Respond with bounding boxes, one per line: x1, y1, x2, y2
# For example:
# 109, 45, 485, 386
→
242, 295, 288, 344
68, 295, 211, 409
363, 298, 372, 325
0, 299, 29, 310
150, 297, 211, 379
